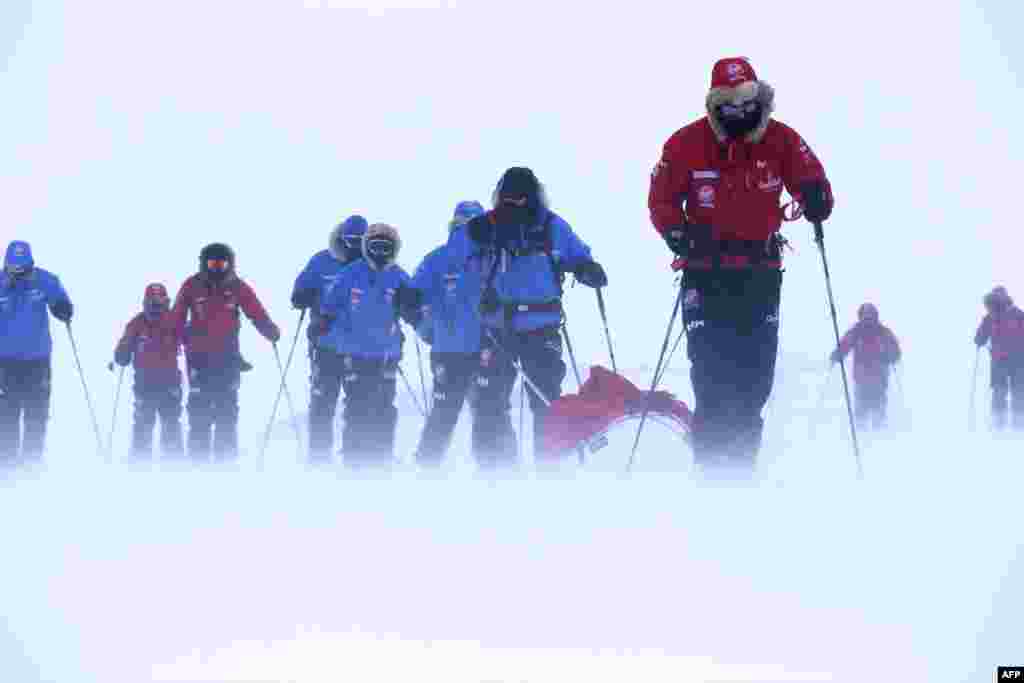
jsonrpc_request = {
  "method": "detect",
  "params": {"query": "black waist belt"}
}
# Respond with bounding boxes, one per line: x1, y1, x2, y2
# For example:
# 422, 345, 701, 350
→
503, 301, 562, 327
506, 302, 562, 313
687, 237, 782, 268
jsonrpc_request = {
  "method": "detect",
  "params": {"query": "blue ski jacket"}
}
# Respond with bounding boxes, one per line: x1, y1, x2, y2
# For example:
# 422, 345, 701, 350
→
0, 269, 72, 360
319, 259, 411, 359
292, 218, 368, 344
412, 232, 484, 353
292, 249, 348, 341
444, 207, 592, 333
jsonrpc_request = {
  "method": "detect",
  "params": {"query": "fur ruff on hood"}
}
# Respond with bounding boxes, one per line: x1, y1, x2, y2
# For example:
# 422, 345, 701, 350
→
706, 79, 776, 144
328, 223, 346, 261
362, 223, 401, 270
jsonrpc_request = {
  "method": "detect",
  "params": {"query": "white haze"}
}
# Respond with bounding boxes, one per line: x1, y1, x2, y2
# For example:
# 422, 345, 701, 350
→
2, 1, 1022, 681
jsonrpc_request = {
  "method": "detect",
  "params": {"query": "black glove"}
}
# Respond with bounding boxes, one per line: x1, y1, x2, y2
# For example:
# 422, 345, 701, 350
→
394, 285, 422, 326
291, 288, 316, 310
574, 261, 608, 288
480, 287, 500, 316
394, 285, 421, 311
114, 347, 132, 368
663, 227, 688, 257
800, 180, 833, 223
50, 299, 73, 323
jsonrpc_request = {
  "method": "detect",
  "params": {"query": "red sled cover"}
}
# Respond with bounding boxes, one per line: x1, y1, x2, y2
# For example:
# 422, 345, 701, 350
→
541, 365, 691, 457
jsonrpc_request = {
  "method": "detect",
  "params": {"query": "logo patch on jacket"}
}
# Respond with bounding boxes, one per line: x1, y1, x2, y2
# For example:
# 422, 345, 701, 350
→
350, 288, 364, 306
444, 273, 458, 292
683, 289, 701, 310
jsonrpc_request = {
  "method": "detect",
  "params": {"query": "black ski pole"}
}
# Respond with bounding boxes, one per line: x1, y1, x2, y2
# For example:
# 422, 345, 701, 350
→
561, 315, 584, 391
627, 283, 685, 472
595, 288, 618, 374
397, 363, 426, 417
485, 329, 584, 463
259, 309, 306, 466
413, 334, 430, 415
108, 363, 126, 462
654, 325, 686, 389
814, 220, 863, 479
66, 323, 105, 458
968, 346, 981, 432
273, 343, 303, 454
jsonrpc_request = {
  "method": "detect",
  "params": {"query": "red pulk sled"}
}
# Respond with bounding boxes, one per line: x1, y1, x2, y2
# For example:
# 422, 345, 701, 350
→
540, 365, 691, 458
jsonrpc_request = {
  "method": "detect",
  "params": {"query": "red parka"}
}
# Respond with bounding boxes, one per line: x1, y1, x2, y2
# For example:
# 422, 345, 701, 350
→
114, 312, 181, 381
171, 273, 278, 357
648, 58, 832, 268
834, 322, 901, 386
975, 306, 1024, 361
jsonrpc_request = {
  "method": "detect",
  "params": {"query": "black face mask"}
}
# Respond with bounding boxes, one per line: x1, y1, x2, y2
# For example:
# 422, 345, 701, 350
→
365, 238, 395, 270
716, 101, 763, 139
4, 265, 32, 281
495, 196, 537, 228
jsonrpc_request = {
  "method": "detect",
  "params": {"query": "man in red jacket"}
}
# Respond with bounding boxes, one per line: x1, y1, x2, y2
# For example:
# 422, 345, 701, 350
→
648, 56, 834, 468
975, 286, 1024, 430
172, 243, 280, 460
831, 303, 901, 430
113, 283, 184, 458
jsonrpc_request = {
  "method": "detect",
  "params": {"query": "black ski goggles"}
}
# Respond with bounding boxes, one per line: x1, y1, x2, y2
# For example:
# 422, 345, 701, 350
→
365, 238, 395, 259
717, 100, 759, 119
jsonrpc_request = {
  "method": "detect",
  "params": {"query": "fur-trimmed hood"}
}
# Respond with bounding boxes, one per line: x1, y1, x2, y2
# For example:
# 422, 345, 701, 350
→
705, 57, 775, 144
328, 215, 369, 262
362, 222, 401, 270
328, 223, 345, 261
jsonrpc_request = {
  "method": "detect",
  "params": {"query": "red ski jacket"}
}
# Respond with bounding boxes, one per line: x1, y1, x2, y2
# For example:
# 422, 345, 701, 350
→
648, 117, 831, 268
114, 312, 181, 380
171, 273, 278, 357
975, 306, 1024, 360
834, 322, 901, 386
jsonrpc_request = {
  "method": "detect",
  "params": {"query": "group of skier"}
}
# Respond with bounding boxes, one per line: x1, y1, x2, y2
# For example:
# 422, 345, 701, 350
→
2, 56, 1018, 470
292, 168, 606, 467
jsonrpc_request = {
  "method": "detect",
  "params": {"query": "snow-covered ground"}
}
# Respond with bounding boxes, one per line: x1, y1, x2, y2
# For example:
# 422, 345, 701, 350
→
2, 356, 1022, 682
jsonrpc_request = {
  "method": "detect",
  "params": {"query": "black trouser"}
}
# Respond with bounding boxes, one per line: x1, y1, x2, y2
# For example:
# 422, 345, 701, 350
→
683, 268, 782, 467
307, 347, 346, 461
186, 354, 241, 461
477, 328, 567, 465
991, 357, 1024, 430
0, 358, 51, 464
338, 355, 399, 466
415, 352, 479, 465
131, 371, 184, 458
855, 375, 889, 431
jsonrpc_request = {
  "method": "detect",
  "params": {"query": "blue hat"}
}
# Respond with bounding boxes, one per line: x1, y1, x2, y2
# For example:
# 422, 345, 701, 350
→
4, 241, 34, 269
342, 215, 369, 237
452, 200, 485, 222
